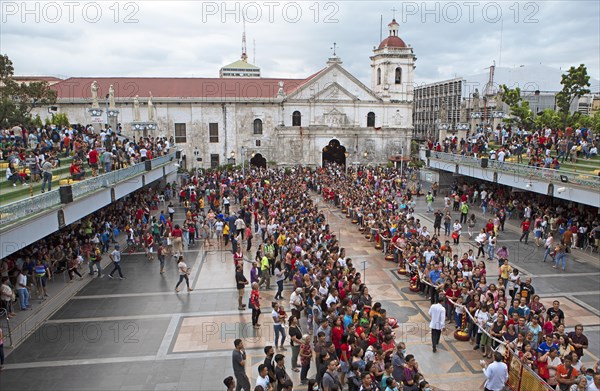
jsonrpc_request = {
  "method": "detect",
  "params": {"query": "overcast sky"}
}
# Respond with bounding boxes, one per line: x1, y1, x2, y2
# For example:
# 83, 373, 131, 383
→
2, 1, 599, 86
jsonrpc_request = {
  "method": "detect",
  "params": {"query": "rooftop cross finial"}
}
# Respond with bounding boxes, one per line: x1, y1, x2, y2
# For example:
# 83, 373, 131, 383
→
391, 7, 397, 19
331, 42, 337, 56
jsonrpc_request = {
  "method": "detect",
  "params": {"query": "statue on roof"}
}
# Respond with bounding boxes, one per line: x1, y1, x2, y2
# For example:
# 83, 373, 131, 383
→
148, 92, 155, 121
495, 89, 505, 111
438, 98, 448, 122
133, 95, 141, 122
91, 81, 99, 108
108, 84, 116, 108
460, 98, 467, 122
472, 89, 480, 111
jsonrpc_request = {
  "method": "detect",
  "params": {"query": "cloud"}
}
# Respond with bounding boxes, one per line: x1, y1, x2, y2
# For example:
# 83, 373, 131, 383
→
1, 1, 598, 86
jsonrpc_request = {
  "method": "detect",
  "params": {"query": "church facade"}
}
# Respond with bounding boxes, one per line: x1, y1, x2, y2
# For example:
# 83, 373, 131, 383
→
39, 19, 416, 169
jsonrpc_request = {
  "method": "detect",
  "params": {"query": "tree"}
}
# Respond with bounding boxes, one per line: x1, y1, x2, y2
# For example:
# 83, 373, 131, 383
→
534, 108, 562, 130
500, 84, 534, 130
555, 64, 591, 128
0, 54, 57, 128
52, 112, 70, 128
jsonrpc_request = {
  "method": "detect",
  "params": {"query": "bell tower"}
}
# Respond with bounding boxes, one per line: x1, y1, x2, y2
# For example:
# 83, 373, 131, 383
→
370, 19, 416, 102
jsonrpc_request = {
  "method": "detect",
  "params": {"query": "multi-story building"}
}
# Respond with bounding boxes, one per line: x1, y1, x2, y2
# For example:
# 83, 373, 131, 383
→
413, 78, 464, 138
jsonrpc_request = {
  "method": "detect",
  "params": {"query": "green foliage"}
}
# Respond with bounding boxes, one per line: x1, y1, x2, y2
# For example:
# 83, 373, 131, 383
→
32, 114, 43, 128
410, 140, 419, 157
52, 112, 70, 127
44, 117, 52, 126
534, 109, 562, 130
556, 64, 591, 127
0, 54, 58, 128
409, 159, 424, 168
499, 84, 534, 130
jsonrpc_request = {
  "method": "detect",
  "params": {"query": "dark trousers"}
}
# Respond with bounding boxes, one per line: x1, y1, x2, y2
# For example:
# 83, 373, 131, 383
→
109, 262, 124, 278
432, 328, 442, 350
251, 308, 261, 326
235, 373, 251, 391
477, 244, 485, 257
520, 230, 529, 243
68, 267, 82, 280
41, 171, 52, 191
176, 274, 190, 289
301, 362, 310, 382
275, 280, 284, 299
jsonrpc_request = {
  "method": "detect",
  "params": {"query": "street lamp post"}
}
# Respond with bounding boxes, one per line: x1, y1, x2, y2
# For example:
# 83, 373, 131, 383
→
241, 146, 245, 176
105, 94, 110, 130
399, 146, 404, 173
227, 150, 236, 166
344, 152, 349, 174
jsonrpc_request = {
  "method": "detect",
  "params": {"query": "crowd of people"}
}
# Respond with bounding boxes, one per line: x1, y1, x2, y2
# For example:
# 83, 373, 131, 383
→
0, 185, 164, 321
1, 143, 598, 389
430, 124, 599, 171
256, 163, 597, 391
1, 124, 175, 193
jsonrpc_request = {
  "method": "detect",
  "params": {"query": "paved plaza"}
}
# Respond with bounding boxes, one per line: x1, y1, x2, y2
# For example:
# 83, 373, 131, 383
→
0, 193, 598, 391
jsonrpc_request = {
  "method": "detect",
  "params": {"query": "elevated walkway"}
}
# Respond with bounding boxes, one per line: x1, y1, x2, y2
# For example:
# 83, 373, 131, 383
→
424, 151, 600, 208
0, 153, 178, 259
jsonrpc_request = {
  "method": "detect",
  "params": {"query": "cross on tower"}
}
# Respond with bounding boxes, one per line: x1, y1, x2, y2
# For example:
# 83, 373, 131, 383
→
331, 42, 337, 56
391, 7, 397, 19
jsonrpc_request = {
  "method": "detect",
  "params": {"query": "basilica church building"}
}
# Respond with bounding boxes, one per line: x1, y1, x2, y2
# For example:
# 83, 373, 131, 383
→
41, 19, 416, 169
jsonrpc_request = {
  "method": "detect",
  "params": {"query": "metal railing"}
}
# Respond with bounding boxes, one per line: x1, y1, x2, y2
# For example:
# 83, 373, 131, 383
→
0, 152, 176, 228
429, 151, 600, 188
0, 190, 61, 226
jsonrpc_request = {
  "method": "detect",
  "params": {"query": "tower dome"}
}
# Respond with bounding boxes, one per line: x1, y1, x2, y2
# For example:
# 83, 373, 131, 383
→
378, 19, 407, 49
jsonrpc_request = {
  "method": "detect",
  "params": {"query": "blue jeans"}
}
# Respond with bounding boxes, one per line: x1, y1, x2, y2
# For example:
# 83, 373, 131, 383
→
89, 260, 102, 276
487, 245, 495, 260
273, 324, 286, 348
41, 171, 52, 191
18, 287, 29, 309
555, 253, 567, 270
543, 247, 553, 262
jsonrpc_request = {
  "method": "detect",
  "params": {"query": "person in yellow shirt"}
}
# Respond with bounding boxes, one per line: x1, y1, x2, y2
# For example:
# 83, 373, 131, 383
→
223, 223, 230, 246
277, 233, 286, 247
499, 259, 512, 288
258, 254, 271, 289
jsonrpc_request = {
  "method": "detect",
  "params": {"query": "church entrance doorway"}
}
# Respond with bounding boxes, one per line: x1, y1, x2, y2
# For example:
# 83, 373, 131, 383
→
322, 139, 347, 167
250, 153, 267, 169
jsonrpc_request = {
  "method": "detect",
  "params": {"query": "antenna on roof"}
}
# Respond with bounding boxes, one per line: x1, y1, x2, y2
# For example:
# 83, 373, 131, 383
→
241, 17, 247, 62
379, 15, 383, 43
253, 39, 256, 64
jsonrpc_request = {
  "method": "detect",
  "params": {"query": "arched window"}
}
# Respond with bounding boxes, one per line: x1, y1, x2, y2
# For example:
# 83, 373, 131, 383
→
292, 111, 301, 126
367, 112, 375, 127
253, 118, 263, 135
395, 67, 402, 84
377, 68, 381, 85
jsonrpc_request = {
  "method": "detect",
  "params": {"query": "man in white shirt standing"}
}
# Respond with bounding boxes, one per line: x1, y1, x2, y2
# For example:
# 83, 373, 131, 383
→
481, 352, 508, 391
256, 363, 270, 389
428, 296, 446, 353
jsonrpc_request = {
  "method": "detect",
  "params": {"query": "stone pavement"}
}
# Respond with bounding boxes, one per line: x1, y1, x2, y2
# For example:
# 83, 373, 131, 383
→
0, 194, 598, 391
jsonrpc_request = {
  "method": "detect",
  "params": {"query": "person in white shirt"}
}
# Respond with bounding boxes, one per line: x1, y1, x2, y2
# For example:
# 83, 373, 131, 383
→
423, 248, 436, 263
428, 296, 446, 353
587, 372, 600, 391
481, 352, 508, 391
256, 364, 271, 389
497, 150, 506, 163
